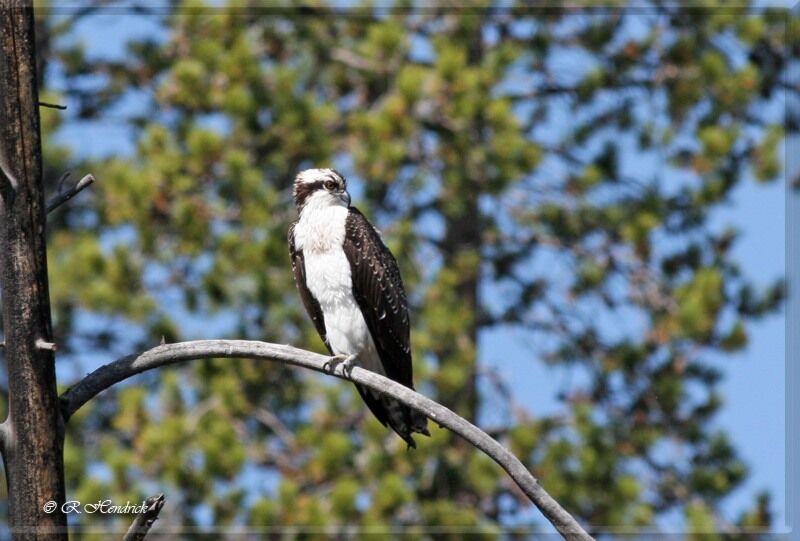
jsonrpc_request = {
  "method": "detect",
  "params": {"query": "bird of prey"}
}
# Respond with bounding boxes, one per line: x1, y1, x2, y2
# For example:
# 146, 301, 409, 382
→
288, 168, 429, 447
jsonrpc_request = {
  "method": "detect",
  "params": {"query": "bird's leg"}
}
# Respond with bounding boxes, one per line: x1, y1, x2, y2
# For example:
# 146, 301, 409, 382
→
324, 353, 358, 376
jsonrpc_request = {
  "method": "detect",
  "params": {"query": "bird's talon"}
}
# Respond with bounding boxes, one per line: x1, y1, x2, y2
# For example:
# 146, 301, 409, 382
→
326, 354, 357, 375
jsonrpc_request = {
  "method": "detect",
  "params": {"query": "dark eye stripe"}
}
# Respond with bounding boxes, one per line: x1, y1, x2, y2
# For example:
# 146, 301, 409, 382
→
293, 181, 325, 207
293, 170, 348, 207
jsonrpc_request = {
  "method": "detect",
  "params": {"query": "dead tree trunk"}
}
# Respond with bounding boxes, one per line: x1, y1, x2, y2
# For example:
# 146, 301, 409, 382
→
0, 4, 68, 538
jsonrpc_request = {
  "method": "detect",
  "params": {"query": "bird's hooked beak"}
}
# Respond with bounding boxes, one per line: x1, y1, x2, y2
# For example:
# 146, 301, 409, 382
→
339, 190, 351, 207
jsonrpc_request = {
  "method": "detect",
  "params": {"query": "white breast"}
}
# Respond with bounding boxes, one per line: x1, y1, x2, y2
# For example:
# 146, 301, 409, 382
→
293, 201, 384, 376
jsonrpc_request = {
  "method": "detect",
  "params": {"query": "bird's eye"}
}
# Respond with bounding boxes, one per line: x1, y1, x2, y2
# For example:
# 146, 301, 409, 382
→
324, 180, 337, 191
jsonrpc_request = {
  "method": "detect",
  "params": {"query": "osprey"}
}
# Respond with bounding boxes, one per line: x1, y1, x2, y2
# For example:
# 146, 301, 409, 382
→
288, 168, 429, 447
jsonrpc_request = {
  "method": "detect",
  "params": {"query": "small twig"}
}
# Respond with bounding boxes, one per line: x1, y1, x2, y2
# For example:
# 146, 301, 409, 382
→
38, 101, 67, 110
330, 47, 389, 73
0, 147, 18, 192
35, 339, 57, 352
46, 173, 95, 213
56, 171, 70, 194
60, 340, 594, 541
185, 397, 220, 433
0, 421, 7, 459
253, 407, 296, 447
122, 494, 165, 541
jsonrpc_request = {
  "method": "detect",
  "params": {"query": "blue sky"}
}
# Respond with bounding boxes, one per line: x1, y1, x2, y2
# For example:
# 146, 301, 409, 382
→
47, 6, 793, 534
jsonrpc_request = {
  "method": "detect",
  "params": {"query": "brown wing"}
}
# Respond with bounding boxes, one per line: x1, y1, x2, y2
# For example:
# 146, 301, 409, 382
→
288, 221, 330, 353
342, 208, 413, 388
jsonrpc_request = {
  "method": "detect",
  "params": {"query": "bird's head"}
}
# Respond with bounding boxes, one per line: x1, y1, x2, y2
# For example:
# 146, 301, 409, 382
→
293, 168, 351, 210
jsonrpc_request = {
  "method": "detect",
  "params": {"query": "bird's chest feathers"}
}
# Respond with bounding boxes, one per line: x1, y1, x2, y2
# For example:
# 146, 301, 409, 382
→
294, 204, 348, 254
294, 205, 352, 304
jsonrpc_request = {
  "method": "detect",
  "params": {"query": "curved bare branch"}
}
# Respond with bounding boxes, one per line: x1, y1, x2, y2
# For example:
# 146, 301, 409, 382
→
60, 339, 593, 541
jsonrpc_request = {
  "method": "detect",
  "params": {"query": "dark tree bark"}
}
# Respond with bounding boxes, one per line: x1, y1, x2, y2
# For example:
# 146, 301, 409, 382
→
0, 4, 68, 539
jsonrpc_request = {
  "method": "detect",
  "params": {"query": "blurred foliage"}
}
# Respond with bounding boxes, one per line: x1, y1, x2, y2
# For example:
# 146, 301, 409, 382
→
3, 1, 794, 537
